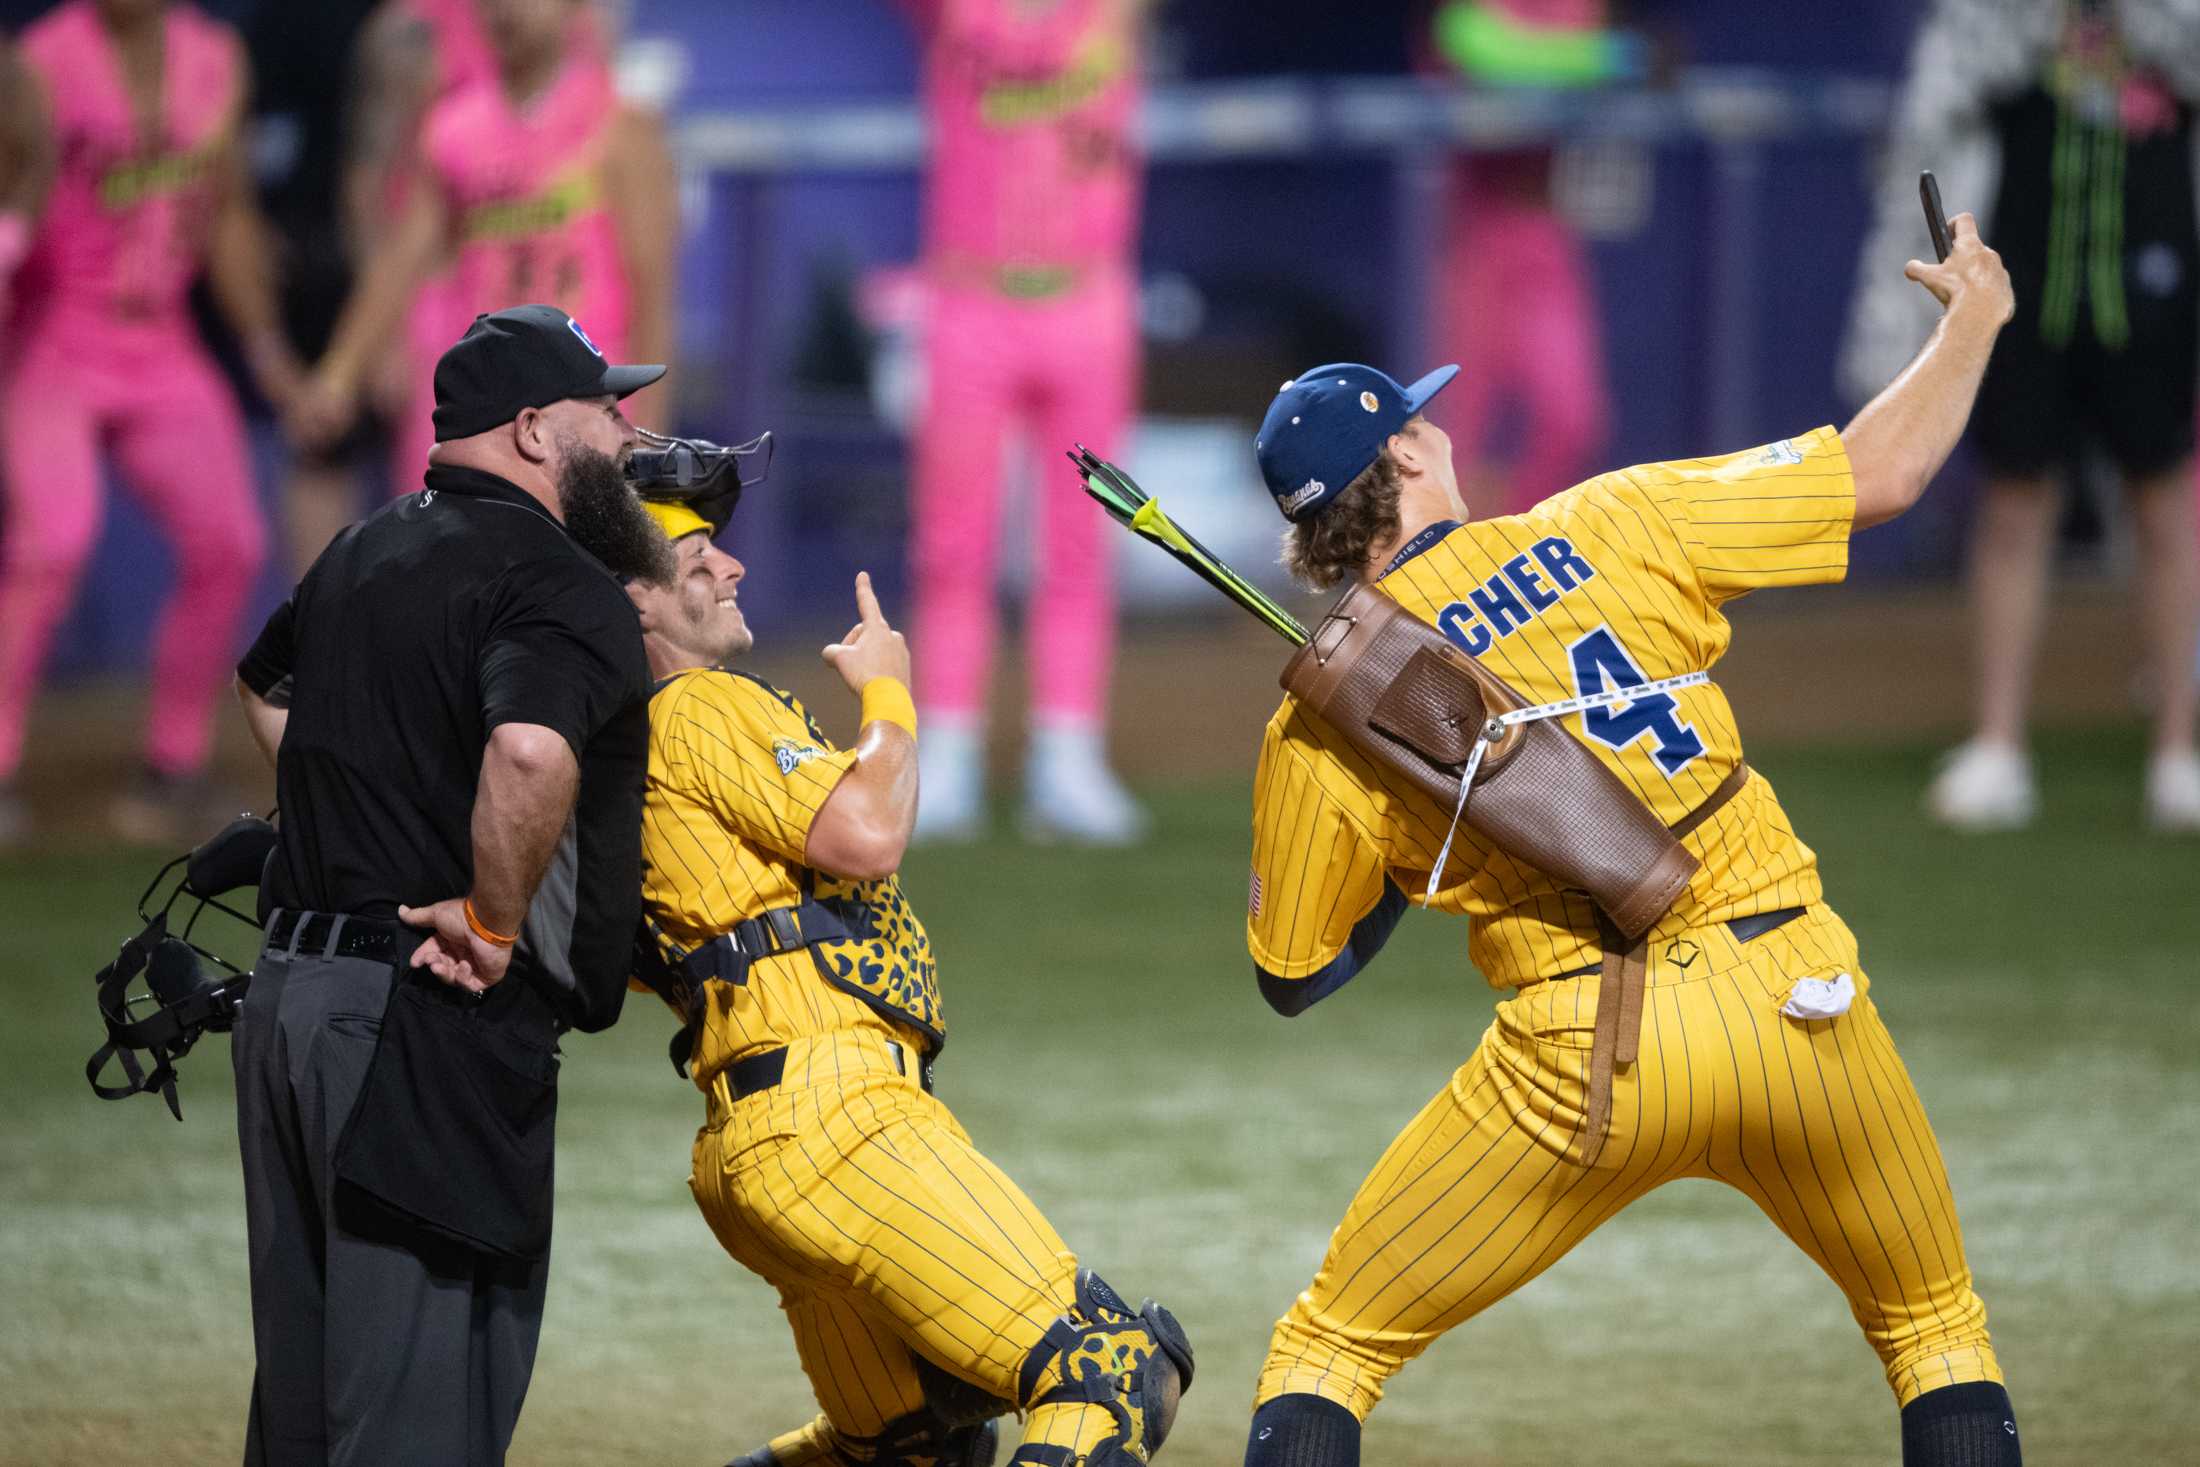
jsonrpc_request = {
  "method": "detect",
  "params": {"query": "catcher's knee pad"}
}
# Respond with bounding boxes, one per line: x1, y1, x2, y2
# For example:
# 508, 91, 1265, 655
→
1008, 1270, 1196, 1466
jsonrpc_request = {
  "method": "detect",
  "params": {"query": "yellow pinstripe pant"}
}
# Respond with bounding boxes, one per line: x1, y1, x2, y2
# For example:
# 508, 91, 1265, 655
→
1256, 904, 2004, 1420
689, 1027, 1081, 1443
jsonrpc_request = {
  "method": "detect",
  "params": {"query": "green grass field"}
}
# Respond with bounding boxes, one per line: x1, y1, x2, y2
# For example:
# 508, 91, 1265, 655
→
4, 726, 2196, 1465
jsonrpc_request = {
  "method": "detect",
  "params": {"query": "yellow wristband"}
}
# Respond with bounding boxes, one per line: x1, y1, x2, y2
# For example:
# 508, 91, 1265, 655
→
859, 676, 918, 738
464, 897, 518, 948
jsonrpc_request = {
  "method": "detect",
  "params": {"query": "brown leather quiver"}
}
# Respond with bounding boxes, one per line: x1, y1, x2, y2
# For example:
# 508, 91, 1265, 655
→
1280, 581, 1755, 1166
1280, 581, 1697, 943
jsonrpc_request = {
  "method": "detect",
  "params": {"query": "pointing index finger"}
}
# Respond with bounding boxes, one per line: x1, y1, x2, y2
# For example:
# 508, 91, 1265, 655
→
854, 571, 884, 625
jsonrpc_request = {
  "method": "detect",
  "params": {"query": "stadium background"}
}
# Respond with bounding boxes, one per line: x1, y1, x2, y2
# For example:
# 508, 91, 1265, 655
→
2, 2, 2196, 1463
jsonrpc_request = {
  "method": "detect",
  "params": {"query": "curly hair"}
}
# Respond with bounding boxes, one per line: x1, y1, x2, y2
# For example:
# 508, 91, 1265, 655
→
1281, 449, 1404, 591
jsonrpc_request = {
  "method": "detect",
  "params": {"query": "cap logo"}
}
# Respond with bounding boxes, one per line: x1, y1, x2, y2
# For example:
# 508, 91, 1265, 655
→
1280, 478, 1327, 513
1359, 391, 1379, 412
566, 316, 605, 359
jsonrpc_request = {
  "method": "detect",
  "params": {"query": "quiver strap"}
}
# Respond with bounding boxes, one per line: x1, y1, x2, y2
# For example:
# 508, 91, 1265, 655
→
1574, 762, 1752, 1166
1279, 579, 1758, 1168
1280, 581, 1697, 943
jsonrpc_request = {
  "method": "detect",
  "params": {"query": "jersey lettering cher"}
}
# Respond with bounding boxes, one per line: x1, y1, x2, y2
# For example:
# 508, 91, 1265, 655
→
1434, 534, 1598, 654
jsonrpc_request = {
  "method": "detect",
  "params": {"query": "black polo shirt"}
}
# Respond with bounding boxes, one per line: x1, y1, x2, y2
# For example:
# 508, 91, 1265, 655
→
238, 465, 649, 1032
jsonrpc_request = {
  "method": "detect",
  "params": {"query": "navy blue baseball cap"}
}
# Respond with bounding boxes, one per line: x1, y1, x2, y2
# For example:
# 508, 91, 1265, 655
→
1255, 362, 1459, 522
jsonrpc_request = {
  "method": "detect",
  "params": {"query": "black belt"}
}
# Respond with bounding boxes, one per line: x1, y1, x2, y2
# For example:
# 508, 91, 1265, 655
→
1725, 906, 1807, 943
724, 1040, 933, 1101
264, 909, 408, 964
1550, 905, 1807, 981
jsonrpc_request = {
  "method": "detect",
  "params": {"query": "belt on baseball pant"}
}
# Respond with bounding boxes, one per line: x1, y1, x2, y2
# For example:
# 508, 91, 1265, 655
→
1548, 903, 1806, 985
263, 908, 409, 964
718, 1036, 935, 1103
1567, 761, 1756, 1168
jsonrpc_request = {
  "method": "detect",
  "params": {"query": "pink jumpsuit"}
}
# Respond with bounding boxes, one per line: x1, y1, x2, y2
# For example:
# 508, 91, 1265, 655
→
1424, 0, 1613, 516
0, 0, 266, 783
383, 0, 497, 497
908, 0, 1141, 722
1434, 153, 1609, 515
387, 3, 613, 495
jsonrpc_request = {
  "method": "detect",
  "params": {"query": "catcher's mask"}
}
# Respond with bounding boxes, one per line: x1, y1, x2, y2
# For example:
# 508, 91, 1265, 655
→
87, 815, 278, 1120
625, 427, 773, 534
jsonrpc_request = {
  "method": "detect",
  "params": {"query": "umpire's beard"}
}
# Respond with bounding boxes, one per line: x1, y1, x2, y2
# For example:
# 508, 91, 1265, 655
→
558, 441, 674, 585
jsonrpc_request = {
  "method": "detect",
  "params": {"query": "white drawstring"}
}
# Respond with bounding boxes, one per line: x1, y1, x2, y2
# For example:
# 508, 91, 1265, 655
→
1421, 670, 1711, 904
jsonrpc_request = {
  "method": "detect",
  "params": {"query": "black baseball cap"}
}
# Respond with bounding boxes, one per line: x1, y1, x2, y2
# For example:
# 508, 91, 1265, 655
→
431, 304, 667, 440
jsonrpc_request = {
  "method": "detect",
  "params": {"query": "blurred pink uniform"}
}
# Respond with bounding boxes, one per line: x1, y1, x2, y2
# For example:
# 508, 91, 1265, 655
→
382, 0, 598, 497
376, 41, 628, 497
1422, 0, 1615, 515
1434, 166, 1609, 514
0, 0, 266, 783
908, 0, 1141, 722
383, 0, 500, 498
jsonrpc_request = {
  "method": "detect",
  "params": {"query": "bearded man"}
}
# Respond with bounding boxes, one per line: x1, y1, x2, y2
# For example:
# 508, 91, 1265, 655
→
229, 303, 672, 1466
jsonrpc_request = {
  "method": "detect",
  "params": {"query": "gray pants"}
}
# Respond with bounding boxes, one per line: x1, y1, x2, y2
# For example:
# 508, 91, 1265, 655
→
233, 926, 548, 1467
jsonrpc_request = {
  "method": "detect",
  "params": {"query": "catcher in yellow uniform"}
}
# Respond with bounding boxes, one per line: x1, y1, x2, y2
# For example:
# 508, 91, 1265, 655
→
623, 493, 1193, 1467
1238, 216, 2023, 1466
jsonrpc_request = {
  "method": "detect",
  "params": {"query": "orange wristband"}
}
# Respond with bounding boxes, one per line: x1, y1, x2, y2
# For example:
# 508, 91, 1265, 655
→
464, 896, 518, 948
859, 676, 918, 737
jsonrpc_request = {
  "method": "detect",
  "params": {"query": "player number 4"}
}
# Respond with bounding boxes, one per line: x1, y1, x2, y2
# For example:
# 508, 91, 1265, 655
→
1567, 626, 1705, 775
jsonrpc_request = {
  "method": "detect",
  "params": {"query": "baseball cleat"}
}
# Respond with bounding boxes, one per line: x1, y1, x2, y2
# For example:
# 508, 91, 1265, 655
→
2145, 748, 2200, 833
1021, 726, 1147, 846
1924, 741, 2036, 831
914, 718, 986, 844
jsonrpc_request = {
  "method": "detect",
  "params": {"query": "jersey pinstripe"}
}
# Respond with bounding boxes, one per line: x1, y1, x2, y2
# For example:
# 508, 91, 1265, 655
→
639, 667, 1170, 1462
691, 1029, 1080, 1443
1244, 424, 2007, 1429
1255, 905, 2001, 1415
639, 668, 943, 1085
1249, 425, 1856, 991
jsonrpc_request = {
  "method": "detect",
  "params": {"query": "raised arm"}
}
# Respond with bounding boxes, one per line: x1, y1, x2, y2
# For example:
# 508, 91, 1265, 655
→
806, 573, 918, 882
1841, 211, 2014, 531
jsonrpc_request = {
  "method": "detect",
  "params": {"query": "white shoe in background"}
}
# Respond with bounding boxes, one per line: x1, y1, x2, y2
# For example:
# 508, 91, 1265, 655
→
2145, 748, 2200, 833
1924, 741, 2037, 831
912, 714, 985, 844
1021, 721, 1149, 846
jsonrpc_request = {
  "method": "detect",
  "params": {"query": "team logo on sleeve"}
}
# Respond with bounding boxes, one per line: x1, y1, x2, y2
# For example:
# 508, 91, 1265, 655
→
772, 737, 825, 775
1748, 438, 1804, 466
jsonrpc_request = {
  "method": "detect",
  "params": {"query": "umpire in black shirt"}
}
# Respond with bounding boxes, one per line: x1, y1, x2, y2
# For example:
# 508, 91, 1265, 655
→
230, 304, 674, 1466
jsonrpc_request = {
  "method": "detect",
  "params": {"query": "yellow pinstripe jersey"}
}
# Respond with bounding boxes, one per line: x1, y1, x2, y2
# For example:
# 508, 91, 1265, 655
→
639, 668, 943, 1086
1249, 425, 1857, 990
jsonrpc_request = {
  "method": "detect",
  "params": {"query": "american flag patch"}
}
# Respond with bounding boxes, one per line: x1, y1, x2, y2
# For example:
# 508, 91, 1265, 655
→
1248, 869, 1263, 917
